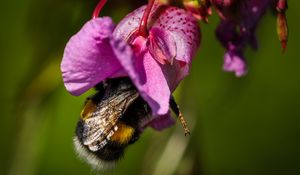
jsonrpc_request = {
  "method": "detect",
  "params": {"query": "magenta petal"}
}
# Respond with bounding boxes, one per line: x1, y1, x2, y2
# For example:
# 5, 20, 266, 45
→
135, 52, 171, 115
113, 5, 146, 41
110, 5, 200, 115
148, 27, 177, 64
161, 61, 190, 91
110, 37, 170, 115
108, 37, 138, 86
113, 5, 200, 64
152, 6, 200, 64
61, 17, 123, 95
223, 51, 247, 77
148, 113, 175, 131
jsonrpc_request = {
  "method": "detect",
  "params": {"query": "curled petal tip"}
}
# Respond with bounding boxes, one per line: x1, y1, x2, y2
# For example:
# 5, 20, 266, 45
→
147, 113, 175, 131
223, 52, 247, 77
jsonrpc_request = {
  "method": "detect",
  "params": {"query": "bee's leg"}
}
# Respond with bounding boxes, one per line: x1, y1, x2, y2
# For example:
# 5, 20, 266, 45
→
170, 96, 190, 136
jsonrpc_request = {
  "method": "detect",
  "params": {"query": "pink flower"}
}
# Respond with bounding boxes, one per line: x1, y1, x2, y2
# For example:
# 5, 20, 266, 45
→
211, 0, 288, 76
180, 0, 288, 76
212, 0, 273, 76
61, 4, 200, 129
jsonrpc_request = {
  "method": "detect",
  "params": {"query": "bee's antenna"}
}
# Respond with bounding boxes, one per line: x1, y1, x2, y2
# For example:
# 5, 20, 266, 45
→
170, 96, 190, 136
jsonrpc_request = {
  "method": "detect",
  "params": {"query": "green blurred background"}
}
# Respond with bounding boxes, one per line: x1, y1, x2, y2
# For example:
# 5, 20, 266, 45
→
0, 0, 299, 175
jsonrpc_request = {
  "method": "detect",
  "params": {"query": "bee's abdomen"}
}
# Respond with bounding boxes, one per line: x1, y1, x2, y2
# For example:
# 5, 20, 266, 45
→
110, 122, 135, 144
94, 141, 126, 161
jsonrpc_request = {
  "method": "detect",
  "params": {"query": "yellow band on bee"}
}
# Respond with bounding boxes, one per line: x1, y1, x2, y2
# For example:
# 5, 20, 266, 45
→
110, 123, 135, 144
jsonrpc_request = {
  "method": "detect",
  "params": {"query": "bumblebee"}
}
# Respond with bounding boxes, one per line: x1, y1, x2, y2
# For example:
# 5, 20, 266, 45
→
73, 78, 189, 169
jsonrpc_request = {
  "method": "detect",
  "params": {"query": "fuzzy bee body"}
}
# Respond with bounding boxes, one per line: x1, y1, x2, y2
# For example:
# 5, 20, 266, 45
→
74, 78, 151, 169
73, 78, 190, 169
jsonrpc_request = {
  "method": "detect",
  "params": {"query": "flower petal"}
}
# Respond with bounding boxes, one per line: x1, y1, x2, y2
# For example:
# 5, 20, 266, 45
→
61, 17, 123, 95
147, 113, 175, 131
135, 52, 171, 115
214, 0, 272, 68
216, 20, 248, 77
223, 51, 247, 77
111, 5, 199, 114
161, 61, 190, 91
148, 27, 177, 64
151, 6, 200, 64
113, 5, 200, 64
215, 20, 240, 48
239, 0, 271, 30
110, 37, 171, 116
113, 5, 146, 42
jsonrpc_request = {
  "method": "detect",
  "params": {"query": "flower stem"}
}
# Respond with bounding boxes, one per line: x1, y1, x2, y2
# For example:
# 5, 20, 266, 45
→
139, 0, 155, 37
92, 0, 108, 19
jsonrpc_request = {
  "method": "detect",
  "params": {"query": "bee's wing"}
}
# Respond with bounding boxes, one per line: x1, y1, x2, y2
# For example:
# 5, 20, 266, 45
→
81, 88, 139, 146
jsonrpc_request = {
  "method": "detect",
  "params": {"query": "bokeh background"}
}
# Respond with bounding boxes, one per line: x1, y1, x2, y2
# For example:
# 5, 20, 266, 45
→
0, 0, 299, 175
